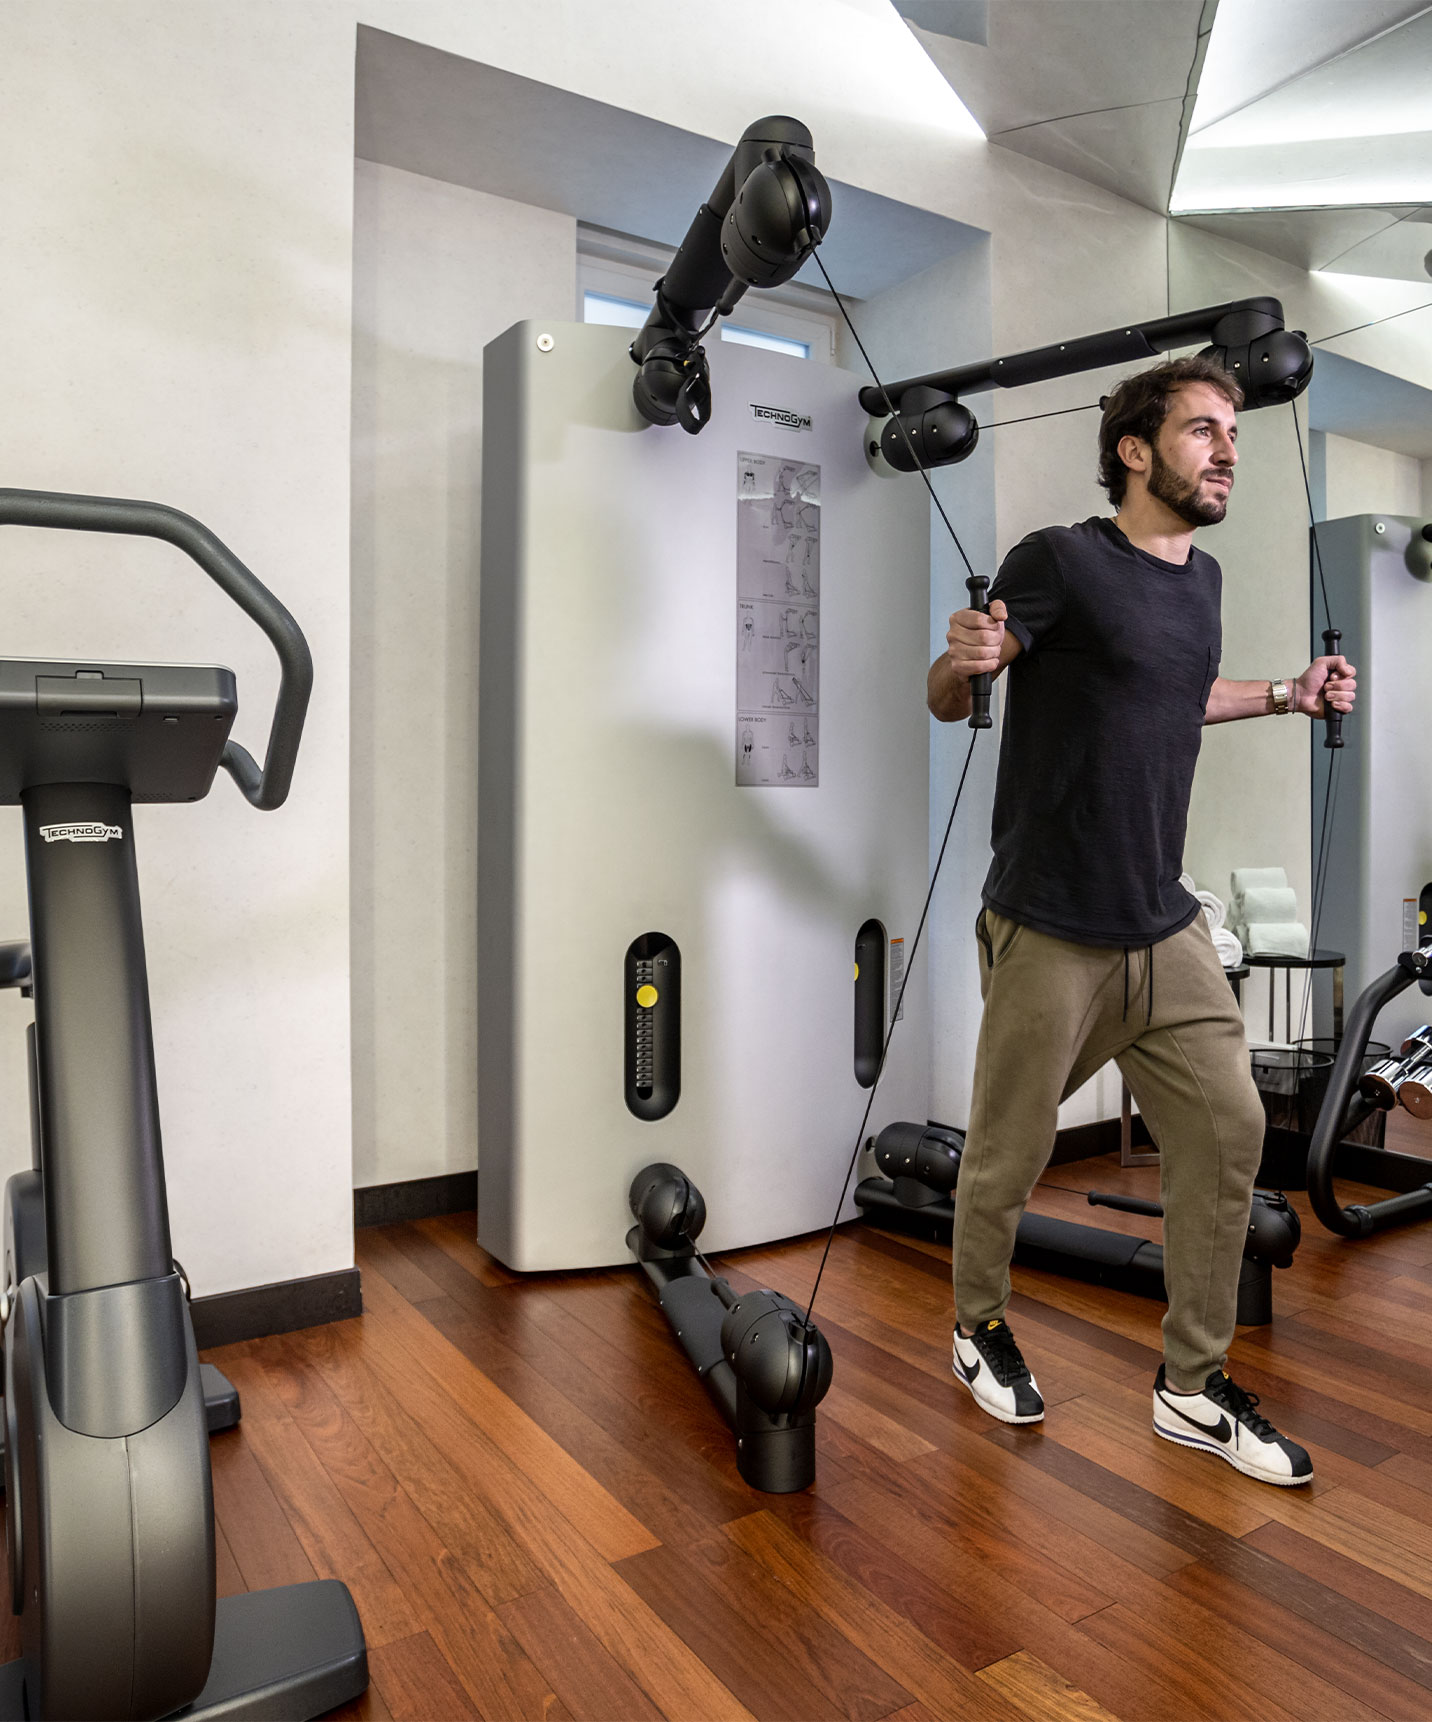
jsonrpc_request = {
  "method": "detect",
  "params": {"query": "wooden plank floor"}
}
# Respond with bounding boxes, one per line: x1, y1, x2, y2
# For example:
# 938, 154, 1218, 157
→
204, 1122, 1432, 1721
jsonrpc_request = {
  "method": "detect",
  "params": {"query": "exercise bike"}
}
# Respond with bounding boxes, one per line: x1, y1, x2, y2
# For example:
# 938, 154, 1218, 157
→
0, 488, 368, 1719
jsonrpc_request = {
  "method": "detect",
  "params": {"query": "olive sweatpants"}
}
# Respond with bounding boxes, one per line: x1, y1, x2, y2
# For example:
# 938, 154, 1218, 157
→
952, 908, 1266, 1392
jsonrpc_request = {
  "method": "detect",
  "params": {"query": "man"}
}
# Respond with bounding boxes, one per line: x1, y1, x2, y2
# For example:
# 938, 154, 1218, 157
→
928, 355, 1356, 1487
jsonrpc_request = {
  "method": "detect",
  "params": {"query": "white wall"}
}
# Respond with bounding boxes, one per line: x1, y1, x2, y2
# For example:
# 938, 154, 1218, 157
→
350, 164, 575, 1189
1323, 432, 1425, 520
0, 2, 359, 1296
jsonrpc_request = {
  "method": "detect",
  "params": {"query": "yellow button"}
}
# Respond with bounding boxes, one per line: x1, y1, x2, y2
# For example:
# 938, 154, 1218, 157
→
636, 984, 659, 1009
854, 963, 860, 981
1422, 910, 1427, 926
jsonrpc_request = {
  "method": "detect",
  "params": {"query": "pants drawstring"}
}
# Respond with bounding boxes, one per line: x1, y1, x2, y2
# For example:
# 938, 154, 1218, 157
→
1147, 942, 1155, 1025
1122, 947, 1130, 1022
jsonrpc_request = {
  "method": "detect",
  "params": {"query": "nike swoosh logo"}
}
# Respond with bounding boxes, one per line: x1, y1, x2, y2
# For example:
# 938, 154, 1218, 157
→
955, 1353, 981, 1384
1159, 1393, 1230, 1441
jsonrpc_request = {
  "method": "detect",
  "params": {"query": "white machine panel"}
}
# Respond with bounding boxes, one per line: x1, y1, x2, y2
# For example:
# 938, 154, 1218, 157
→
1315, 514, 1432, 1049
478, 322, 931, 1270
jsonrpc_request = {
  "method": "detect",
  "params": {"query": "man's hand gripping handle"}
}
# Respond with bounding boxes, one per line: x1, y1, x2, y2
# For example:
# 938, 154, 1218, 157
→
1321, 628, 1344, 750
967, 575, 993, 730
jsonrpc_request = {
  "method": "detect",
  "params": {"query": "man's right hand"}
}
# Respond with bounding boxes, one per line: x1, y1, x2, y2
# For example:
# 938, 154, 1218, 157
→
946, 599, 1008, 680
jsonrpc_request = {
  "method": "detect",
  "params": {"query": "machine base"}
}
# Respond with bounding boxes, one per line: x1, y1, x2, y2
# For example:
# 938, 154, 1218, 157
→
0, 1580, 367, 1721
854, 1177, 1277, 1327
200, 1363, 241, 1435
1259, 1123, 1431, 1196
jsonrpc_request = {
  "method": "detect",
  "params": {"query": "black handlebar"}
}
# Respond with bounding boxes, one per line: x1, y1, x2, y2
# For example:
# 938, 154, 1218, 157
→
1088, 1191, 1163, 1218
1321, 627, 1344, 750
966, 574, 993, 731
0, 489, 311, 810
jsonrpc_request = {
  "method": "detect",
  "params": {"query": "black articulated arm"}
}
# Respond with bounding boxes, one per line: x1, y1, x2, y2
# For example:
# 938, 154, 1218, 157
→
632, 116, 832, 433
0, 488, 311, 809
859, 297, 1314, 472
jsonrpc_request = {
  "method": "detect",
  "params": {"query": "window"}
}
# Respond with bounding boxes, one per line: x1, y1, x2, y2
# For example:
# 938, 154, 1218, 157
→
719, 325, 811, 360
582, 293, 812, 360
583, 290, 649, 330
578, 229, 837, 363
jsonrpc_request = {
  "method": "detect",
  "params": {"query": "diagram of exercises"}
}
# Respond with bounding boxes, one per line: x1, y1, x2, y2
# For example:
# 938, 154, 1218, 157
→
736, 452, 820, 786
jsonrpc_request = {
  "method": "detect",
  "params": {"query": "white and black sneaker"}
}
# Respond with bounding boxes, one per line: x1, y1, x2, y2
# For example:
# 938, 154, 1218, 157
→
1153, 1365, 1313, 1487
952, 1319, 1044, 1424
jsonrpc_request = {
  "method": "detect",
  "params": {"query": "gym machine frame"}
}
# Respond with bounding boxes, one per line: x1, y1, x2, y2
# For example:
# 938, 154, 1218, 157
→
1306, 939, 1432, 1236
0, 489, 368, 1721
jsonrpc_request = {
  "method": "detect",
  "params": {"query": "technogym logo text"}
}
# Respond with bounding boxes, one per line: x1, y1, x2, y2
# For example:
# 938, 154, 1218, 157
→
38, 823, 124, 844
750, 403, 812, 432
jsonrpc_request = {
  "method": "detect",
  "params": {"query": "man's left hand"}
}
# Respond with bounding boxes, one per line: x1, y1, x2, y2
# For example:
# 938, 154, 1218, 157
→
1295, 654, 1357, 718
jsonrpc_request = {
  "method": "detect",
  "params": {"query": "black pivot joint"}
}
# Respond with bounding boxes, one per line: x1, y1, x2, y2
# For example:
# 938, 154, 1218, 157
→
626, 1162, 833, 1491
632, 117, 831, 433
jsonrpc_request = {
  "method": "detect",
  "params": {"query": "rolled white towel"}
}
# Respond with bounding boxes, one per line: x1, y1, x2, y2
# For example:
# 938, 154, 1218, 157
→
1212, 927, 1243, 968
1195, 890, 1227, 932
1245, 921, 1309, 958
1238, 886, 1298, 924
1179, 871, 1197, 895
1231, 867, 1288, 899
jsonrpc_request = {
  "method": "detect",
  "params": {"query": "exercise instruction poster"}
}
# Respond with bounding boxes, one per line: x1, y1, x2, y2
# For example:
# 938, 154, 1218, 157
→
735, 451, 820, 786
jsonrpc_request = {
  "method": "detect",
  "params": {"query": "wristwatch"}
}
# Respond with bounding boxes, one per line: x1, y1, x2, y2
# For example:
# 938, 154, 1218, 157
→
1270, 678, 1293, 715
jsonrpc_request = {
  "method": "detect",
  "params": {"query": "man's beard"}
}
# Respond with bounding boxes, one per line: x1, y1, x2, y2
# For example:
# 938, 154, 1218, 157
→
1147, 444, 1229, 527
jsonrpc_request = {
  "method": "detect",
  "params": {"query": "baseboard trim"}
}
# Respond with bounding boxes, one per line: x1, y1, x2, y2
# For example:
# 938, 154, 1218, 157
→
1048, 1115, 1154, 1163
191, 1266, 362, 1350
354, 1170, 478, 1229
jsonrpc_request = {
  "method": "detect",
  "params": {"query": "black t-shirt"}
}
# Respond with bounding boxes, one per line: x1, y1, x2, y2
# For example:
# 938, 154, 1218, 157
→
982, 516, 1221, 947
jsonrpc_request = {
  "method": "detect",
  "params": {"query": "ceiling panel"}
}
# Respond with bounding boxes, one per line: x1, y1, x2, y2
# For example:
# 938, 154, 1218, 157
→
1189, 0, 1429, 133
1192, 9, 1432, 147
1175, 206, 1420, 274
1325, 208, 1432, 282
1175, 133, 1432, 213
996, 98, 1187, 216
901, 1, 1201, 135
1176, 10, 1432, 212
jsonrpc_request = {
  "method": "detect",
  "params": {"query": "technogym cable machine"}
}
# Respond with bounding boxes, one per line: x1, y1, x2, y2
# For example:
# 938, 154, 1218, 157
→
0, 490, 367, 1720
853, 298, 1315, 1321
622, 117, 838, 1492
